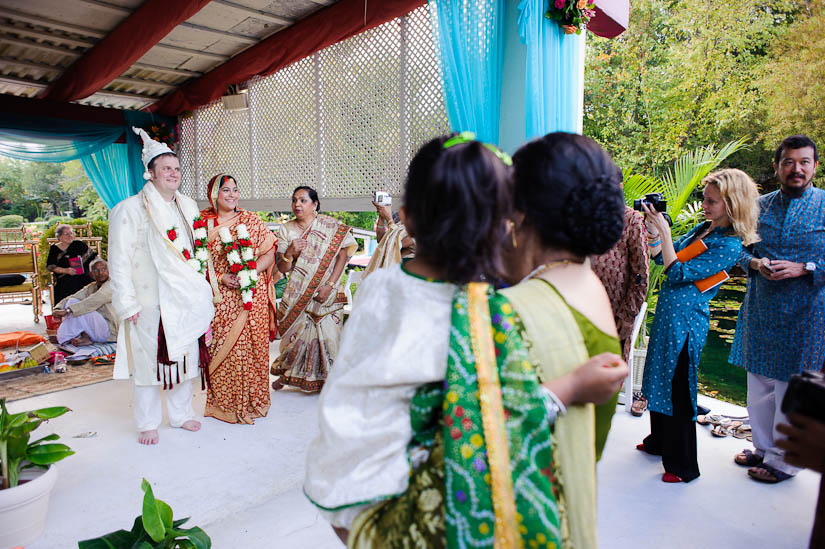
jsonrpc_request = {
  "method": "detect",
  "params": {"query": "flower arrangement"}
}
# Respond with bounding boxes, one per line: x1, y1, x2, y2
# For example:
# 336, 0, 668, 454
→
144, 122, 176, 148
167, 215, 209, 274
218, 224, 258, 310
545, 0, 596, 35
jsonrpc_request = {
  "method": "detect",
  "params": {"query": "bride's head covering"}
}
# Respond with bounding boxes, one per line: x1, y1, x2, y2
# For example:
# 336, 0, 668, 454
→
201, 173, 237, 219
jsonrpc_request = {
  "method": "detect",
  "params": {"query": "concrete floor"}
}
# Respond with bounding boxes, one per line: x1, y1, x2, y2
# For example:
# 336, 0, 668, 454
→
2, 303, 819, 548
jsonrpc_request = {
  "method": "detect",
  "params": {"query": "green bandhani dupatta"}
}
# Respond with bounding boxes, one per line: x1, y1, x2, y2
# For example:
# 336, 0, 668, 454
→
433, 282, 563, 548
349, 283, 566, 549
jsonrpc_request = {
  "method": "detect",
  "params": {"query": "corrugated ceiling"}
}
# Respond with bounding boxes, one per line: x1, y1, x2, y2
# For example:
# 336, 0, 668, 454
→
0, 0, 337, 110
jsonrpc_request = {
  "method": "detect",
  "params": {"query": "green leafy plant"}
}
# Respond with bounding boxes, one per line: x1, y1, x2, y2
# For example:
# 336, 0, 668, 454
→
622, 138, 748, 299
78, 478, 211, 549
0, 397, 74, 489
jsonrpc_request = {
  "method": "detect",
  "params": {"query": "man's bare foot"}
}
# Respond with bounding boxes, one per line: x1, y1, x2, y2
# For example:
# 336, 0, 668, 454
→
180, 419, 201, 432
70, 333, 93, 346
138, 429, 159, 445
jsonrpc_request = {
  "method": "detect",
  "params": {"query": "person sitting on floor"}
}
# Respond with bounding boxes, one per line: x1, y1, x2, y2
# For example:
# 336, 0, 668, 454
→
53, 258, 117, 346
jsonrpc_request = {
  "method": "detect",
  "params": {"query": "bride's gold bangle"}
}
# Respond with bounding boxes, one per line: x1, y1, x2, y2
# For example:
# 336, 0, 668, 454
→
281, 255, 293, 263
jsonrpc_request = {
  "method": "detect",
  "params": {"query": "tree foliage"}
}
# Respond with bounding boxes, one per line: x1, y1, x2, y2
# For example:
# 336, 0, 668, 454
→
585, 0, 821, 188
0, 159, 108, 221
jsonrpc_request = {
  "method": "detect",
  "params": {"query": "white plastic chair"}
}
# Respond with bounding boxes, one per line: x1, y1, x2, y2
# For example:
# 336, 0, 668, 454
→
342, 269, 362, 316
622, 301, 648, 413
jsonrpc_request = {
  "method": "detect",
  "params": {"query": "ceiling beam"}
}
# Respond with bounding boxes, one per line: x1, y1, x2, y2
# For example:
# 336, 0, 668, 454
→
72, 0, 261, 44
153, 42, 229, 61
41, 0, 213, 102
0, 56, 68, 73
0, 75, 47, 89
110, 76, 176, 90
0, 7, 106, 39
0, 36, 83, 57
0, 23, 96, 49
210, 0, 293, 26
132, 62, 202, 78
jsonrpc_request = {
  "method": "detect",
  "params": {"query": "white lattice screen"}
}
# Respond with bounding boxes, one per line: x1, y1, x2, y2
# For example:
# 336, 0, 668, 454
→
178, 6, 449, 212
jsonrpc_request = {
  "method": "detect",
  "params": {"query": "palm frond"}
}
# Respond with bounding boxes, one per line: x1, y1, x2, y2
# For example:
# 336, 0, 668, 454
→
660, 137, 749, 217
622, 172, 664, 206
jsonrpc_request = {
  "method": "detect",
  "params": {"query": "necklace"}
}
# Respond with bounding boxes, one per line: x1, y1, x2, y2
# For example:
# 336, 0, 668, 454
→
520, 259, 579, 284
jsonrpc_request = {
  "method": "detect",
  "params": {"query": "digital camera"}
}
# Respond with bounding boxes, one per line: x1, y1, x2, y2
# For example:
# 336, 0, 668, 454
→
633, 193, 672, 226
782, 370, 825, 424
373, 191, 392, 206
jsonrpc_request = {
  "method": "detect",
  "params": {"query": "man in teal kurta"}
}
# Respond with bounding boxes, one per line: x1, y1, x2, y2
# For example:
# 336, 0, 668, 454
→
730, 135, 824, 483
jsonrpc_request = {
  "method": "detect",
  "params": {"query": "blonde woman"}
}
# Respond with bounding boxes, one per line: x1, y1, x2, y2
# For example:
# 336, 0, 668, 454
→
637, 168, 760, 483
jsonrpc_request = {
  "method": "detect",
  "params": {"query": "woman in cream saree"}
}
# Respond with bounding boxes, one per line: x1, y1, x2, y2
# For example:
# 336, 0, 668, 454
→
271, 186, 357, 392
201, 174, 277, 424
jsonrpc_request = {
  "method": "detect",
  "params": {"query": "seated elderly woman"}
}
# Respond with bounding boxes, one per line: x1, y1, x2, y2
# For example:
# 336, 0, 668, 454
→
47, 223, 96, 305
53, 258, 117, 346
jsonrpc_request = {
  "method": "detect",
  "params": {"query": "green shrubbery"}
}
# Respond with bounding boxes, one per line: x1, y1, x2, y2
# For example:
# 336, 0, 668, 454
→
0, 214, 24, 228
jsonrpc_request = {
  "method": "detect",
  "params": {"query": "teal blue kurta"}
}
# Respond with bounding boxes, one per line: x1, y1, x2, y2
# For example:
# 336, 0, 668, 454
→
642, 222, 743, 416
729, 186, 825, 381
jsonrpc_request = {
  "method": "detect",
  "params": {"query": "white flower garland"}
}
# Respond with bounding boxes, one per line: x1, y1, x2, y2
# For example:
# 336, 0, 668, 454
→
166, 215, 208, 275
218, 223, 258, 310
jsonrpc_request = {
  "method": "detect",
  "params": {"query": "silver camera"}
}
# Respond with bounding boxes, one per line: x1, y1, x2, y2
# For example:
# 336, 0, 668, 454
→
373, 191, 392, 206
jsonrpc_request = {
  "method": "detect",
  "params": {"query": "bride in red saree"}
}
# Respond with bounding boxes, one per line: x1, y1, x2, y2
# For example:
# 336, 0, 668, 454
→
201, 174, 277, 424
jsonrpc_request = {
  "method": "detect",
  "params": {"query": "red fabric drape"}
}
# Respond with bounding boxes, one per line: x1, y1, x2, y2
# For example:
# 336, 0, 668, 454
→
40, 0, 212, 103
589, 0, 629, 39
151, 0, 425, 117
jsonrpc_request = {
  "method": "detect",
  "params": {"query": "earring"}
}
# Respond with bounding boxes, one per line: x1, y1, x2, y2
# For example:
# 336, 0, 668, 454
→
508, 220, 518, 249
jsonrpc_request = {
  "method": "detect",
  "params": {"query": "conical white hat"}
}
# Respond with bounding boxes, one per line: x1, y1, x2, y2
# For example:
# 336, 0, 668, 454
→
132, 127, 175, 180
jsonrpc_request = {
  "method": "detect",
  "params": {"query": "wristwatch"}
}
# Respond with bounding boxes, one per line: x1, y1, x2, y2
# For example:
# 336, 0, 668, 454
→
805, 262, 817, 274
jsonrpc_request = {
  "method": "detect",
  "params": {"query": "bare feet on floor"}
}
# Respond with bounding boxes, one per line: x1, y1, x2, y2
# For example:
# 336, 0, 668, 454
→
180, 419, 201, 432
70, 333, 93, 346
138, 429, 159, 445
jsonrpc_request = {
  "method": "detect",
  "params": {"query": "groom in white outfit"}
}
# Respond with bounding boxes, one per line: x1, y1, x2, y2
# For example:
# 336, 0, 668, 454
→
108, 128, 215, 445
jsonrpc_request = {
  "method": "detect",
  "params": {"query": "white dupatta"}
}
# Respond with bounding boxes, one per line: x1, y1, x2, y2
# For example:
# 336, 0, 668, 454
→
140, 182, 214, 362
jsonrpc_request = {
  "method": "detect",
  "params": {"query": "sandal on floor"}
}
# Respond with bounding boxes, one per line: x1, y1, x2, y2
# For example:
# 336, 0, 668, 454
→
748, 464, 793, 484
710, 424, 729, 437
631, 394, 648, 417
732, 424, 752, 439
734, 449, 763, 467
698, 414, 727, 426
271, 378, 285, 391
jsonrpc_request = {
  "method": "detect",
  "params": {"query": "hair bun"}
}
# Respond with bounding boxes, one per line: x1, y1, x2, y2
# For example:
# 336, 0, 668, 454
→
561, 177, 625, 256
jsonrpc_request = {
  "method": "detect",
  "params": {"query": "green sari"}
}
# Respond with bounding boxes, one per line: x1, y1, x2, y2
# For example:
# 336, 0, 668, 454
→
349, 282, 565, 548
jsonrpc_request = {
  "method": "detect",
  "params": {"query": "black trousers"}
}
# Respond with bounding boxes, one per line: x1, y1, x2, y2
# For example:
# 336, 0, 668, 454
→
642, 340, 700, 482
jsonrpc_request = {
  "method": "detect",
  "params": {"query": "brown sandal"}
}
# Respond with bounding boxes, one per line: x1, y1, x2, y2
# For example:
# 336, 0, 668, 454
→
631, 394, 648, 417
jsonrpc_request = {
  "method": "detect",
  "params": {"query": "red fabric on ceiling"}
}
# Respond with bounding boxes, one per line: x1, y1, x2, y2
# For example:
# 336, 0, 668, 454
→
151, 0, 426, 117
588, 0, 629, 39
40, 0, 212, 103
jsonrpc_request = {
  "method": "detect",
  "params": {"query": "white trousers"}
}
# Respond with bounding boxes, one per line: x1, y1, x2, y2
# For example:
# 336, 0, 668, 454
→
746, 372, 801, 475
57, 298, 110, 344
133, 379, 195, 432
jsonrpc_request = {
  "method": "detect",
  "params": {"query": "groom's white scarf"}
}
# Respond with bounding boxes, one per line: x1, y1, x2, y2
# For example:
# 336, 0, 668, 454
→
140, 182, 214, 362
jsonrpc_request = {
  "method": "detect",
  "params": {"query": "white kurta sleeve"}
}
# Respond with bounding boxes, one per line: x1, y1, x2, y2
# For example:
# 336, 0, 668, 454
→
108, 201, 141, 321
303, 267, 454, 528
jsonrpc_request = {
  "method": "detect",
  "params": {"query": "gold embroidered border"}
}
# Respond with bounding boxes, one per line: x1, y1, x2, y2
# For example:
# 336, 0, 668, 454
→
467, 282, 521, 549
277, 222, 350, 337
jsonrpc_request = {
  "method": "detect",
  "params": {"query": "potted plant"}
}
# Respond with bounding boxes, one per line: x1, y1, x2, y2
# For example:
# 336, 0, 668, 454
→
0, 397, 74, 548
79, 478, 211, 548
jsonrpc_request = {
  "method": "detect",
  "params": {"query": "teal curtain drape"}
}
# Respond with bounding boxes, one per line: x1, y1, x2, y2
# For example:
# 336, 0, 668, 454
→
428, 0, 505, 144
517, 0, 585, 137
0, 115, 123, 163
0, 110, 174, 209
80, 142, 144, 209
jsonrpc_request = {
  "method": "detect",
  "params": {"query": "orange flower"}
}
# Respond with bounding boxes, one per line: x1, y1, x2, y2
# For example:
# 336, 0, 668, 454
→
577, 0, 587, 8
562, 25, 578, 34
